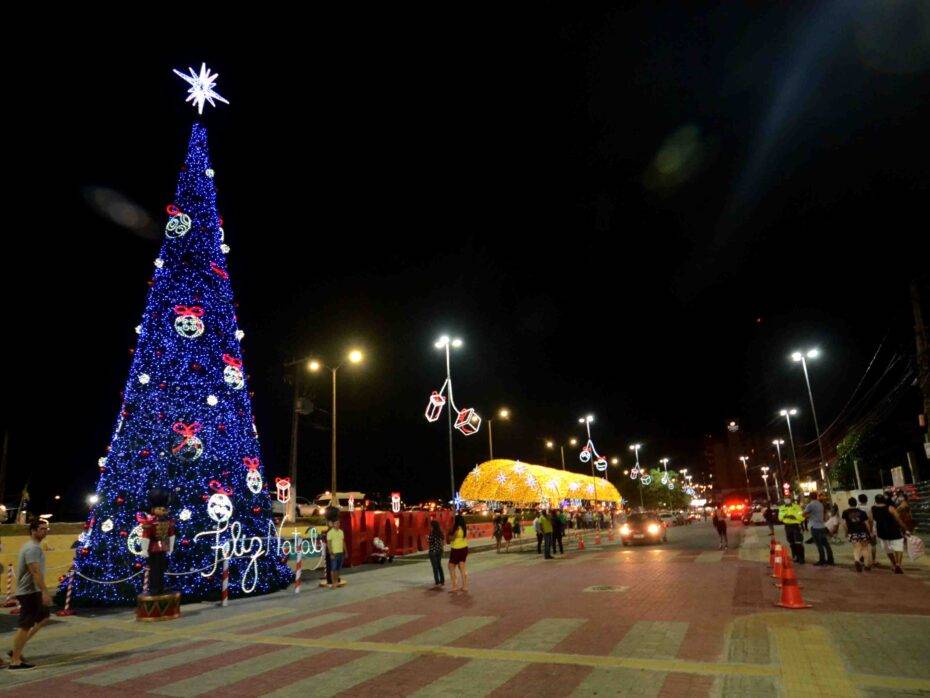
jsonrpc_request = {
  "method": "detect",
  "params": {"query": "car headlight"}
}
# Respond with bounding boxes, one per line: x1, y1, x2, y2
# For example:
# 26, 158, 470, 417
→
620, 524, 631, 535
647, 523, 660, 535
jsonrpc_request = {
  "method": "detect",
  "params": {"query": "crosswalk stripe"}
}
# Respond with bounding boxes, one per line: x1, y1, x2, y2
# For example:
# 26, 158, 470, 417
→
571, 620, 688, 697
1, 606, 299, 690
411, 617, 586, 697
263, 616, 498, 697
152, 614, 420, 697
76, 611, 356, 687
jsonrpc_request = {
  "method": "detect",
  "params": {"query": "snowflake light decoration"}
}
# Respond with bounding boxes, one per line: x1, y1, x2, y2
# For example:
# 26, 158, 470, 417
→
495, 473, 508, 485
512, 463, 526, 475
173, 63, 230, 115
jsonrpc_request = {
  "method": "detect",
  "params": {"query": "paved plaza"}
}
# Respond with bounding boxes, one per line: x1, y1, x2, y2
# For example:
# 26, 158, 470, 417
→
2, 521, 929, 696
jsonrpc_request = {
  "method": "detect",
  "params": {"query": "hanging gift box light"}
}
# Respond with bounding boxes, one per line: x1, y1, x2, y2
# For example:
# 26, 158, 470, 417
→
424, 391, 446, 422
454, 408, 482, 436
275, 477, 291, 504
391, 492, 401, 513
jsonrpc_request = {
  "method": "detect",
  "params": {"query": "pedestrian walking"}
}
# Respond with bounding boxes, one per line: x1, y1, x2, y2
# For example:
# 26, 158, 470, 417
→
804, 492, 834, 566
858, 493, 878, 568
428, 520, 445, 587
540, 509, 554, 559
501, 518, 513, 553
534, 512, 544, 554
778, 495, 805, 564
448, 514, 469, 592
512, 511, 522, 539
8, 519, 51, 670
712, 505, 728, 550
764, 503, 778, 537
871, 494, 906, 574
841, 498, 872, 572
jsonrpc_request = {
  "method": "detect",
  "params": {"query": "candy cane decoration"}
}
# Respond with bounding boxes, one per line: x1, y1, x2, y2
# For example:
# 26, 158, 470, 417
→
55, 566, 76, 616
143, 564, 150, 594
294, 548, 303, 594
2, 562, 17, 607
221, 558, 229, 607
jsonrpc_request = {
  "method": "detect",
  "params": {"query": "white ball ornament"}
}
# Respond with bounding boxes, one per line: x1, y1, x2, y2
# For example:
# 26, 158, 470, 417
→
205, 168, 215, 178
235, 330, 245, 341
220, 244, 230, 254
101, 518, 114, 532
138, 373, 150, 385
154, 258, 164, 268
135, 325, 142, 335
179, 508, 192, 521
207, 395, 218, 406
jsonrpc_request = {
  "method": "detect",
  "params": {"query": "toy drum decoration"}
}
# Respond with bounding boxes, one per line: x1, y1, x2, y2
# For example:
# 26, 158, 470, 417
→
136, 591, 181, 621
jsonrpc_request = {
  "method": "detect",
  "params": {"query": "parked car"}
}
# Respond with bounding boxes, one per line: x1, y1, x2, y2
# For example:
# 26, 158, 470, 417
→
271, 496, 315, 517
313, 491, 367, 514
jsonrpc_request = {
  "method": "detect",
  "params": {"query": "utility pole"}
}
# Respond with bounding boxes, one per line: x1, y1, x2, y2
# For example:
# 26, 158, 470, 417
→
912, 279, 929, 468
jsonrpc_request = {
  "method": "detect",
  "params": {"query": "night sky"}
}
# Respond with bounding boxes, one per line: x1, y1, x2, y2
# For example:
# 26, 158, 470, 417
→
5, 7, 930, 516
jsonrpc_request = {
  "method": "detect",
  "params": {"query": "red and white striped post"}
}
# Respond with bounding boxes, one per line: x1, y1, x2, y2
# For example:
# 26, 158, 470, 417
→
55, 566, 76, 616
221, 558, 229, 607
294, 548, 303, 594
3, 561, 18, 607
143, 565, 150, 595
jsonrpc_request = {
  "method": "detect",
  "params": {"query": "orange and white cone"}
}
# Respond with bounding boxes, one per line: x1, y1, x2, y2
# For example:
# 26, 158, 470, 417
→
577, 533, 585, 551
770, 544, 784, 579
775, 555, 803, 589
594, 530, 601, 545
775, 560, 812, 609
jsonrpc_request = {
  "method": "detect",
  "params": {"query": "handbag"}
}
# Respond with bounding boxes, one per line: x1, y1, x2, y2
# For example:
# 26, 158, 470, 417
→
905, 533, 925, 562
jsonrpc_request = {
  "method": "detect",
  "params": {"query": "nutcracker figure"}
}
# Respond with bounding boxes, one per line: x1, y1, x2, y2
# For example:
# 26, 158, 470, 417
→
140, 489, 176, 595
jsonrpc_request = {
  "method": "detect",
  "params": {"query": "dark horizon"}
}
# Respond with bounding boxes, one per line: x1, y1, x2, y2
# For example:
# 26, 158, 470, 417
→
4, 8, 930, 518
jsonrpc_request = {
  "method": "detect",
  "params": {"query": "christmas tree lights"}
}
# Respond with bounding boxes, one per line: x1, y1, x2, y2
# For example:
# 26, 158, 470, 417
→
61, 111, 291, 605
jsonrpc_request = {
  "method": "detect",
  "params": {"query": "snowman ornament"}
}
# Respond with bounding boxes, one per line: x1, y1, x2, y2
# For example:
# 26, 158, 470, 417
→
206, 481, 234, 525
223, 354, 245, 390
174, 305, 205, 339
243, 457, 263, 494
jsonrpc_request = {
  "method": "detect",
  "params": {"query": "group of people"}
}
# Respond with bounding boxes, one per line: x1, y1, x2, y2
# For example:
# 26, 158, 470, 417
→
778, 490, 916, 573
533, 509, 569, 558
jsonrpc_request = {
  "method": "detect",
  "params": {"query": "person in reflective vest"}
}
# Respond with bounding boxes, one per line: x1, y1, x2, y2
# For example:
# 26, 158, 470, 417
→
778, 496, 805, 563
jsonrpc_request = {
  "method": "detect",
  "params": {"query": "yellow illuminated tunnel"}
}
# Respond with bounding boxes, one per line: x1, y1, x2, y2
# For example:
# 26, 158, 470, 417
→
459, 459, 622, 505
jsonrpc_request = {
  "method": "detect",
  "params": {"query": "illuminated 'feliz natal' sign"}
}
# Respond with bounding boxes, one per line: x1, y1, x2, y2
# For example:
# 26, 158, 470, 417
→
193, 518, 323, 593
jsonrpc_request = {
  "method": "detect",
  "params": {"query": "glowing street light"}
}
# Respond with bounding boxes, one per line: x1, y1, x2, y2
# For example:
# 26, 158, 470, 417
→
739, 456, 751, 501
305, 349, 366, 498
779, 408, 801, 487
791, 347, 831, 497
487, 407, 511, 460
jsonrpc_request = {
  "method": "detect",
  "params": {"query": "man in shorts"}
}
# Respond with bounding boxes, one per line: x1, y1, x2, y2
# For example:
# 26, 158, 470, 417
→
8, 519, 51, 670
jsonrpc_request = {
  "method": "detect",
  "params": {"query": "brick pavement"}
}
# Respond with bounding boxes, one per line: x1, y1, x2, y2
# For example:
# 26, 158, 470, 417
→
1, 522, 928, 696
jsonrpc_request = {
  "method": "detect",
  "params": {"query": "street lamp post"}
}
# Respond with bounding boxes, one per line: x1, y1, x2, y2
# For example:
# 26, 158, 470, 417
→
629, 443, 644, 508
779, 409, 801, 489
579, 416, 599, 512
760, 465, 771, 503
791, 348, 832, 498
739, 455, 751, 503
308, 350, 364, 500
435, 336, 463, 501
487, 408, 510, 461
772, 439, 785, 483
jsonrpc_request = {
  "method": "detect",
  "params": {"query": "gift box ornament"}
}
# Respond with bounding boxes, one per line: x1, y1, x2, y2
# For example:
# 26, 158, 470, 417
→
453, 408, 481, 436
424, 391, 446, 422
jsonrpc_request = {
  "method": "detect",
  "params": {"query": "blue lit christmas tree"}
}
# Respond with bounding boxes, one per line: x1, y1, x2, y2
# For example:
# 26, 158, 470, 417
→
62, 65, 292, 605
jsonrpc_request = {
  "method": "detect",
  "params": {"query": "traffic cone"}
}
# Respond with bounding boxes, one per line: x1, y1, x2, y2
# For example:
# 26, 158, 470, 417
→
607, 528, 614, 543
775, 555, 803, 589
577, 533, 585, 551
770, 544, 784, 579
594, 530, 602, 545
774, 561, 812, 609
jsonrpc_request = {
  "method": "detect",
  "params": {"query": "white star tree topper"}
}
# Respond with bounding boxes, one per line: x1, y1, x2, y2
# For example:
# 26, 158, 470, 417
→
173, 63, 229, 114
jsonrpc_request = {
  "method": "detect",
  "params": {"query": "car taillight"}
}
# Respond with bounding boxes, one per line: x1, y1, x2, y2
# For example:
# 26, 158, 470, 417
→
647, 523, 660, 535
620, 524, 631, 535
